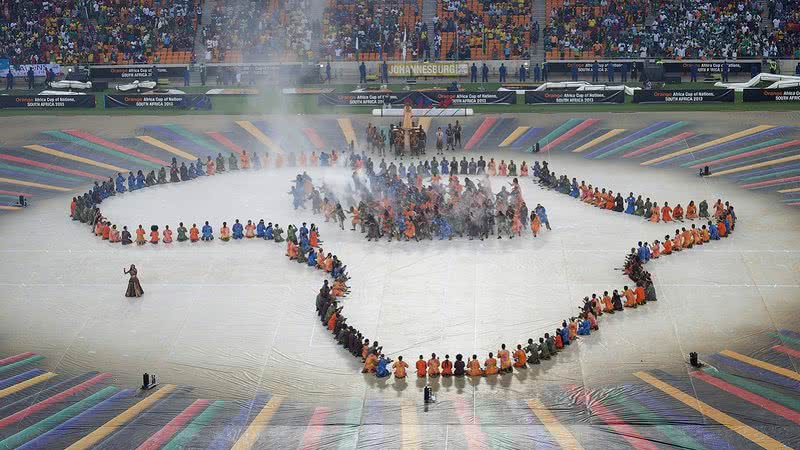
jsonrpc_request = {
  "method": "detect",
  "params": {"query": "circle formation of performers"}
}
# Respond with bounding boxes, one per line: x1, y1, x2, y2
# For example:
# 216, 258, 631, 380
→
67, 138, 737, 383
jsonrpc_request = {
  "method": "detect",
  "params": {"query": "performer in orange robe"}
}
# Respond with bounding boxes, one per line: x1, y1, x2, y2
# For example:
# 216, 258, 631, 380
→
101, 222, 111, 240
327, 310, 337, 331
650, 204, 660, 223
483, 354, 499, 375
717, 220, 727, 237
393, 356, 408, 378
650, 240, 661, 259
150, 228, 159, 244
661, 203, 673, 222
441, 356, 453, 376
662, 236, 673, 255
220, 222, 231, 241
404, 220, 416, 240
240, 151, 250, 169
686, 201, 698, 219
189, 224, 200, 242
310, 229, 319, 247
602, 291, 614, 313
416, 356, 427, 377
673, 204, 684, 221
467, 355, 482, 376
604, 191, 615, 209
206, 156, 215, 175
310, 151, 319, 166
672, 230, 683, 251
163, 225, 173, 243
497, 345, 512, 373
362, 353, 378, 373
624, 286, 637, 307
530, 212, 541, 237
635, 284, 646, 305
513, 345, 528, 368
427, 354, 441, 377
245, 220, 255, 238
682, 228, 694, 248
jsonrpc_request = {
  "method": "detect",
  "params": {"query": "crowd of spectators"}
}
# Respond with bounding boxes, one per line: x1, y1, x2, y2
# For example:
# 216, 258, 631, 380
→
319, 0, 423, 61
767, 0, 800, 58
204, 0, 313, 62
435, 0, 532, 60
0, 0, 199, 65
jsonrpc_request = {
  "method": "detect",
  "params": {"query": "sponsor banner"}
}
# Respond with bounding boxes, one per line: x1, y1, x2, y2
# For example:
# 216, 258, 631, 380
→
318, 91, 515, 106
663, 61, 761, 74
525, 90, 625, 104
387, 62, 470, 77
544, 61, 642, 73
90, 66, 185, 80
205, 88, 259, 96
0, 95, 96, 109
105, 94, 212, 109
632, 89, 734, 103
742, 88, 800, 102
0, 63, 62, 77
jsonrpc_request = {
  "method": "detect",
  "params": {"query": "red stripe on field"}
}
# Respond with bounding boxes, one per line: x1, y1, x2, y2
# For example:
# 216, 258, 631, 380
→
690, 371, 800, 424
464, 117, 497, 151
136, 399, 210, 450
741, 175, 800, 189
0, 352, 34, 366
206, 131, 244, 154
623, 132, 695, 158
788, 202, 800, 206
541, 119, 599, 152
569, 386, 659, 450
298, 407, 330, 450
0, 189, 33, 197
689, 139, 800, 169
63, 130, 170, 165
772, 344, 800, 359
0, 154, 106, 180
0, 372, 112, 429
454, 396, 488, 450
302, 128, 325, 150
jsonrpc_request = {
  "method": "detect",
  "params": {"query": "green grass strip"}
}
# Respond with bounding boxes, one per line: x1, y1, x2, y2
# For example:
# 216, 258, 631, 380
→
43, 130, 162, 169
702, 367, 800, 411
0, 386, 118, 449
611, 391, 707, 450
597, 121, 688, 159
679, 138, 786, 168
769, 332, 800, 348
0, 355, 44, 375
162, 124, 219, 154
161, 400, 225, 450
538, 118, 583, 147
0, 162, 82, 184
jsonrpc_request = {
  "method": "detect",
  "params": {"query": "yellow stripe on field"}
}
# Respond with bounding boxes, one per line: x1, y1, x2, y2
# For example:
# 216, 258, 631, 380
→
778, 187, 800, 193
0, 206, 22, 211
337, 118, 358, 149
235, 121, 284, 154
230, 395, 284, 450
0, 176, 71, 192
0, 372, 56, 398
65, 384, 177, 450
23, 145, 127, 172
137, 136, 197, 160
634, 372, 787, 449
499, 126, 530, 147
573, 129, 626, 153
720, 350, 800, 380
418, 117, 432, 133
400, 399, 420, 450
642, 125, 774, 165
710, 155, 800, 177
527, 399, 583, 449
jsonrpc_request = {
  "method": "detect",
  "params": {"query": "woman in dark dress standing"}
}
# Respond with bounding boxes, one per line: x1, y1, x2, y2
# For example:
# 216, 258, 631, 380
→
124, 264, 144, 297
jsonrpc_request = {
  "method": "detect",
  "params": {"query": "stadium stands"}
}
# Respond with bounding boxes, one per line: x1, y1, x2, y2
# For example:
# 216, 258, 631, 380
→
768, 0, 800, 58
0, 0, 200, 65
436, 0, 532, 60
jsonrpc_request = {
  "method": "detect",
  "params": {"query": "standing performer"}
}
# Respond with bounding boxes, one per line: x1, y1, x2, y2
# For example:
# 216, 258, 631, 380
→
124, 264, 144, 297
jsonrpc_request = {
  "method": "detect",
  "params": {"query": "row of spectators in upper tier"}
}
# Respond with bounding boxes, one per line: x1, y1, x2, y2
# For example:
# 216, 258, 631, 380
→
545, 0, 800, 60
0, 0, 199, 65
202, 0, 314, 62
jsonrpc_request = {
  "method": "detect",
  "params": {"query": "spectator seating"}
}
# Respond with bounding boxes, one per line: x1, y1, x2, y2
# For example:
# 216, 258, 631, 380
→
436, 0, 532, 60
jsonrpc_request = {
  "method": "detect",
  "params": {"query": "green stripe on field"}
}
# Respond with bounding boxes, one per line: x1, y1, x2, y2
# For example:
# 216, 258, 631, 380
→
0, 386, 118, 449
744, 167, 800, 182
538, 119, 583, 147
0, 355, 45, 374
679, 138, 786, 167
43, 130, 162, 169
161, 400, 225, 450
336, 399, 365, 450
702, 367, 800, 411
770, 332, 800, 348
597, 121, 688, 159
0, 162, 82, 183
163, 124, 219, 154
611, 391, 707, 449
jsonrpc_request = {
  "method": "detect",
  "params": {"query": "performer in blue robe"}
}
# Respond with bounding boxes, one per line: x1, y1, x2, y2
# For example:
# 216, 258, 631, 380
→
115, 174, 126, 193
307, 248, 317, 267
560, 321, 570, 345
569, 179, 579, 198
625, 193, 636, 214
398, 163, 406, 179
135, 171, 146, 189
375, 356, 391, 378
709, 221, 720, 240
440, 159, 449, 175
127, 172, 136, 191
201, 221, 214, 241
265, 223, 274, 240
232, 220, 244, 239
252, 152, 261, 170
256, 219, 267, 238
578, 319, 591, 335
319, 152, 330, 166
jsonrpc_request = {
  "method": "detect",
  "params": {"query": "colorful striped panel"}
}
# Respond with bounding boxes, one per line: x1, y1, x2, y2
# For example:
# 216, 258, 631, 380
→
0, 372, 112, 428
0, 154, 105, 180
499, 126, 530, 147
642, 125, 775, 166
0, 206, 22, 211
0, 369, 44, 390
701, 367, 800, 412
453, 396, 487, 450
0, 352, 35, 366
135, 399, 211, 450
669, 126, 791, 165
63, 130, 169, 166
623, 132, 695, 158
44, 131, 163, 169
143, 126, 209, 156
570, 387, 660, 450
229, 395, 284, 450
464, 117, 497, 150
64, 384, 177, 450
0, 189, 33, 197
297, 407, 330, 449
301, 128, 325, 150
0, 372, 56, 399
527, 398, 583, 449
537, 118, 583, 148
0, 386, 118, 449
236, 121, 284, 154
511, 127, 543, 148
161, 400, 225, 450
22, 145, 128, 173
683, 138, 787, 168
16, 389, 134, 450
573, 129, 626, 153
741, 175, 800, 189
690, 140, 800, 169
206, 131, 245, 154
710, 154, 800, 177
587, 121, 673, 159
740, 166, 800, 182
736, 162, 800, 180
136, 136, 197, 160
777, 186, 800, 193
709, 354, 800, 391
634, 372, 786, 449
0, 355, 44, 375
399, 399, 420, 450
336, 119, 358, 149
206, 394, 270, 450
162, 124, 219, 153
596, 121, 688, 159
542, 119, 599, 152
0, 162, 83, 184
611, 390, 706, 450
772, 344, 800, 359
